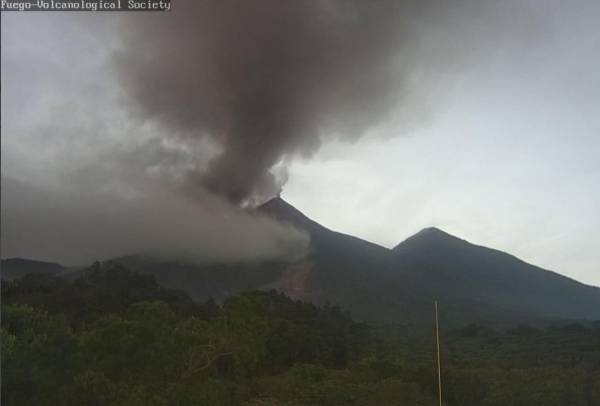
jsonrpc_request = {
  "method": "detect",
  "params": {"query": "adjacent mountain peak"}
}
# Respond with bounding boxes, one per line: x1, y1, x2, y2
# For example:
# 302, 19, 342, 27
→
415, 226, 452, 237
394, 226, 466, 251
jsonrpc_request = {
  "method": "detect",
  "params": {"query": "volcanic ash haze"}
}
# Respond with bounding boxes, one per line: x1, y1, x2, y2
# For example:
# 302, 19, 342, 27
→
0, 177, 309, 266
2, 0, 553, 265
115, 0, 459, 204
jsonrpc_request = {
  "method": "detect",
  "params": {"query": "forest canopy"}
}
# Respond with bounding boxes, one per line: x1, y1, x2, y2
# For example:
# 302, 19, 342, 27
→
2, 262, 600, 405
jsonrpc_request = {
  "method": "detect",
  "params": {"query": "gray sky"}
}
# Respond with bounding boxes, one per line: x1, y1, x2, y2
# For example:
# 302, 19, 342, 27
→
1, 1, 599, 285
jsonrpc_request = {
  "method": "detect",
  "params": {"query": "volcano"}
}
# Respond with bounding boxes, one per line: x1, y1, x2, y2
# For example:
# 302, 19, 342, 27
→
393, 226, 600, 321
5, 197, 599, 326
257, 197, 600, 324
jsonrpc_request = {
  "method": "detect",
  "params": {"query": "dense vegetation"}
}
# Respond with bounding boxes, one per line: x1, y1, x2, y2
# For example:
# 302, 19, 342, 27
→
2, 262, 600, 405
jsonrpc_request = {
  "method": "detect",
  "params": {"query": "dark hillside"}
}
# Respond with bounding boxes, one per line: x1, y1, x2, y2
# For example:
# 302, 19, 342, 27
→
1, 258, 64, 281
4, 199, 599, 326
393, 227, 600, 320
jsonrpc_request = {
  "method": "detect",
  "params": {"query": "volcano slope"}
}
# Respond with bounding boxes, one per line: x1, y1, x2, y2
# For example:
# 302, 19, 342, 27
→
6, 197, 599, 326
256, 198, 600, 325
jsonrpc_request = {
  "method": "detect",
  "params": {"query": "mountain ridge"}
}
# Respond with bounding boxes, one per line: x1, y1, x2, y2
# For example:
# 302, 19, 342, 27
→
0, 257, 65, 281
256, 197, 600, 322
3, 197, 599, 325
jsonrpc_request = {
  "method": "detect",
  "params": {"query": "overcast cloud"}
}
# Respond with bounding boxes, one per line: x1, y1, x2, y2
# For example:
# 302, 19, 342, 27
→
1, 1, 599, 285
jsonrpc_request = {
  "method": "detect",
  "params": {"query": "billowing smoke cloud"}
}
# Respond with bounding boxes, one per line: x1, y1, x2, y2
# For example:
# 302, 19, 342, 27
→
1, 11, 314, 267
1, 176, 308, 266
115, 1, 453, 204
1, 1, 552, 266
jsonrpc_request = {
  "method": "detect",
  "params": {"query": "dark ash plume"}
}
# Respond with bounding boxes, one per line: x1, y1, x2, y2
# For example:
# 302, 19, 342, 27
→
115, 1, 444, 204
1, 176, 309, 266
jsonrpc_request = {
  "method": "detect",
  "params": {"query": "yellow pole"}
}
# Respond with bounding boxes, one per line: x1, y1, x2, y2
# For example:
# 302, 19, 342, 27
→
435, 300, 443, 406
